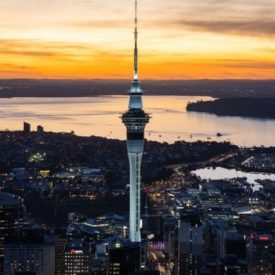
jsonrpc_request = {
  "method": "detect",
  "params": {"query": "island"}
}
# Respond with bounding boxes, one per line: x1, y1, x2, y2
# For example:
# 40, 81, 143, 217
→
186, 97, 275, 119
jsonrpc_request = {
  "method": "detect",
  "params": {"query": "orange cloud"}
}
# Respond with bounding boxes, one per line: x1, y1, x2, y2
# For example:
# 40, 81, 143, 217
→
1, 0, 275, 79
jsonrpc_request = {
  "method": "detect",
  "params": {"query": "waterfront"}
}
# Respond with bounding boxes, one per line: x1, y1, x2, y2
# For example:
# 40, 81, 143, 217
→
192, 167, 275, 191
0, 95, 274, 147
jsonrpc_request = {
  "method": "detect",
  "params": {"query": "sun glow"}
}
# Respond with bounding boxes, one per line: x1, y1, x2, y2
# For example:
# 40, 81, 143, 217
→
1, 0, 275, 79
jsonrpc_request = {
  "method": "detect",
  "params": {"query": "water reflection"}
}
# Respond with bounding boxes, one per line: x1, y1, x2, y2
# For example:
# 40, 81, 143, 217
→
0, 96, 274, 147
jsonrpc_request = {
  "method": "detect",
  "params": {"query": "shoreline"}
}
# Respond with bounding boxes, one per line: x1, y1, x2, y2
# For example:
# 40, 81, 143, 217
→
187, 97, 275, 120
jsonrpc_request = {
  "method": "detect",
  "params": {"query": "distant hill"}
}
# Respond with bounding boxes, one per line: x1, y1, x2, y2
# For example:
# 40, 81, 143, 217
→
0, 79, 275, 98
186, 98, 275, 119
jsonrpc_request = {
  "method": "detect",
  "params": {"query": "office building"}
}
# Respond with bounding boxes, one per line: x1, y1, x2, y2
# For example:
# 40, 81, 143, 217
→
0, 193, 24, 274
4, 243, 55, 275
64, 239, 91, 275
108, 237, 141, 275
178, 207, 204, 275
23, 122, 31, 134
37, 125, 44, 133
247, 233, 274, 275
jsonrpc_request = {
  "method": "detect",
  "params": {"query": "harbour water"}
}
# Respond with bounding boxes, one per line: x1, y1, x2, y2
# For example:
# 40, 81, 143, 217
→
192, 167, 275, 191
0, 95, 274, 147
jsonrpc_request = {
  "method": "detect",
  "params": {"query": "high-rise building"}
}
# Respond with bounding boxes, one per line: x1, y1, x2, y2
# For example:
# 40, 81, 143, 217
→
0, 193, 24, 274
178, 207, 204, 275
4, 242, 55, 275
121, 0, 150, 243
216, 229, 246, 260
23, 122, 31, 134
64, 239, 91, 275
108, 237, 141, 275
4, 220, 55, 275
55, 235, 67, 275
247, 233, 274, 275
37, 125, 44, 133
163, 218, 178, 261
267, 250, 275, 275
142, 215, 164, 241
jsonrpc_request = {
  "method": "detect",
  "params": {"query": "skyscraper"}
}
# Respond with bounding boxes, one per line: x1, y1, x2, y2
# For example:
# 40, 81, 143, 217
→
64, 239, 91, 275
108, 237, 141, 275
0, 193, 24, 274
122, 0, 150, 243
4, 240, 55, 275
23, 122, 31, 134
178, 207, 204, 275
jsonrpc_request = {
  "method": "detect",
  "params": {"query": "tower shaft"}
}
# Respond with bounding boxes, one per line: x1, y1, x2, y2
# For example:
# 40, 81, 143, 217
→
128, 152, 142, 242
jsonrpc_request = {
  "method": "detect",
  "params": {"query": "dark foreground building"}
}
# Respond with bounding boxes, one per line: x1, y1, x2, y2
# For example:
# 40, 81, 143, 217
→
0, 193, 24, 274
108, 238, 141, 275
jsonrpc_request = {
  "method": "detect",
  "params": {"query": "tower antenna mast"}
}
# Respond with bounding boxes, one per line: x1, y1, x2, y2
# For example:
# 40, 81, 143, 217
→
134, 0, 138, 80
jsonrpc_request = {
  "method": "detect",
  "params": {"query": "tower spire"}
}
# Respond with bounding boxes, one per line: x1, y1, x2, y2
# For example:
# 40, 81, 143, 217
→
128, 0, 142, 108
134, 0, 138, 80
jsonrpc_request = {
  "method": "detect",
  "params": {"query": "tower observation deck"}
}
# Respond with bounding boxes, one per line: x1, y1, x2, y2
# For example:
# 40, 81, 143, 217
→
121, 0, 150, 243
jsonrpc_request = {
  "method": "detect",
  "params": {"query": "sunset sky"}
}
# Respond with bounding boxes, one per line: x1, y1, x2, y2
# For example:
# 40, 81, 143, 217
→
1, 0, 275, 79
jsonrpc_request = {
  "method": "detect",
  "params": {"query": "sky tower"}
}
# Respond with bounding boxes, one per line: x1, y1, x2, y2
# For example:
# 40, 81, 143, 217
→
122, 0, 150, 243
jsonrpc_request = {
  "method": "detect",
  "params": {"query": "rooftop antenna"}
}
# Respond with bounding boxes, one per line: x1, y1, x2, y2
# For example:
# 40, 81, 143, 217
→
134, 0, 138, 80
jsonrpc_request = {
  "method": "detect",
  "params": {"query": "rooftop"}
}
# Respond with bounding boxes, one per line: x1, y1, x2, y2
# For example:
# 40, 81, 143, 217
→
0, 192, 23, 206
